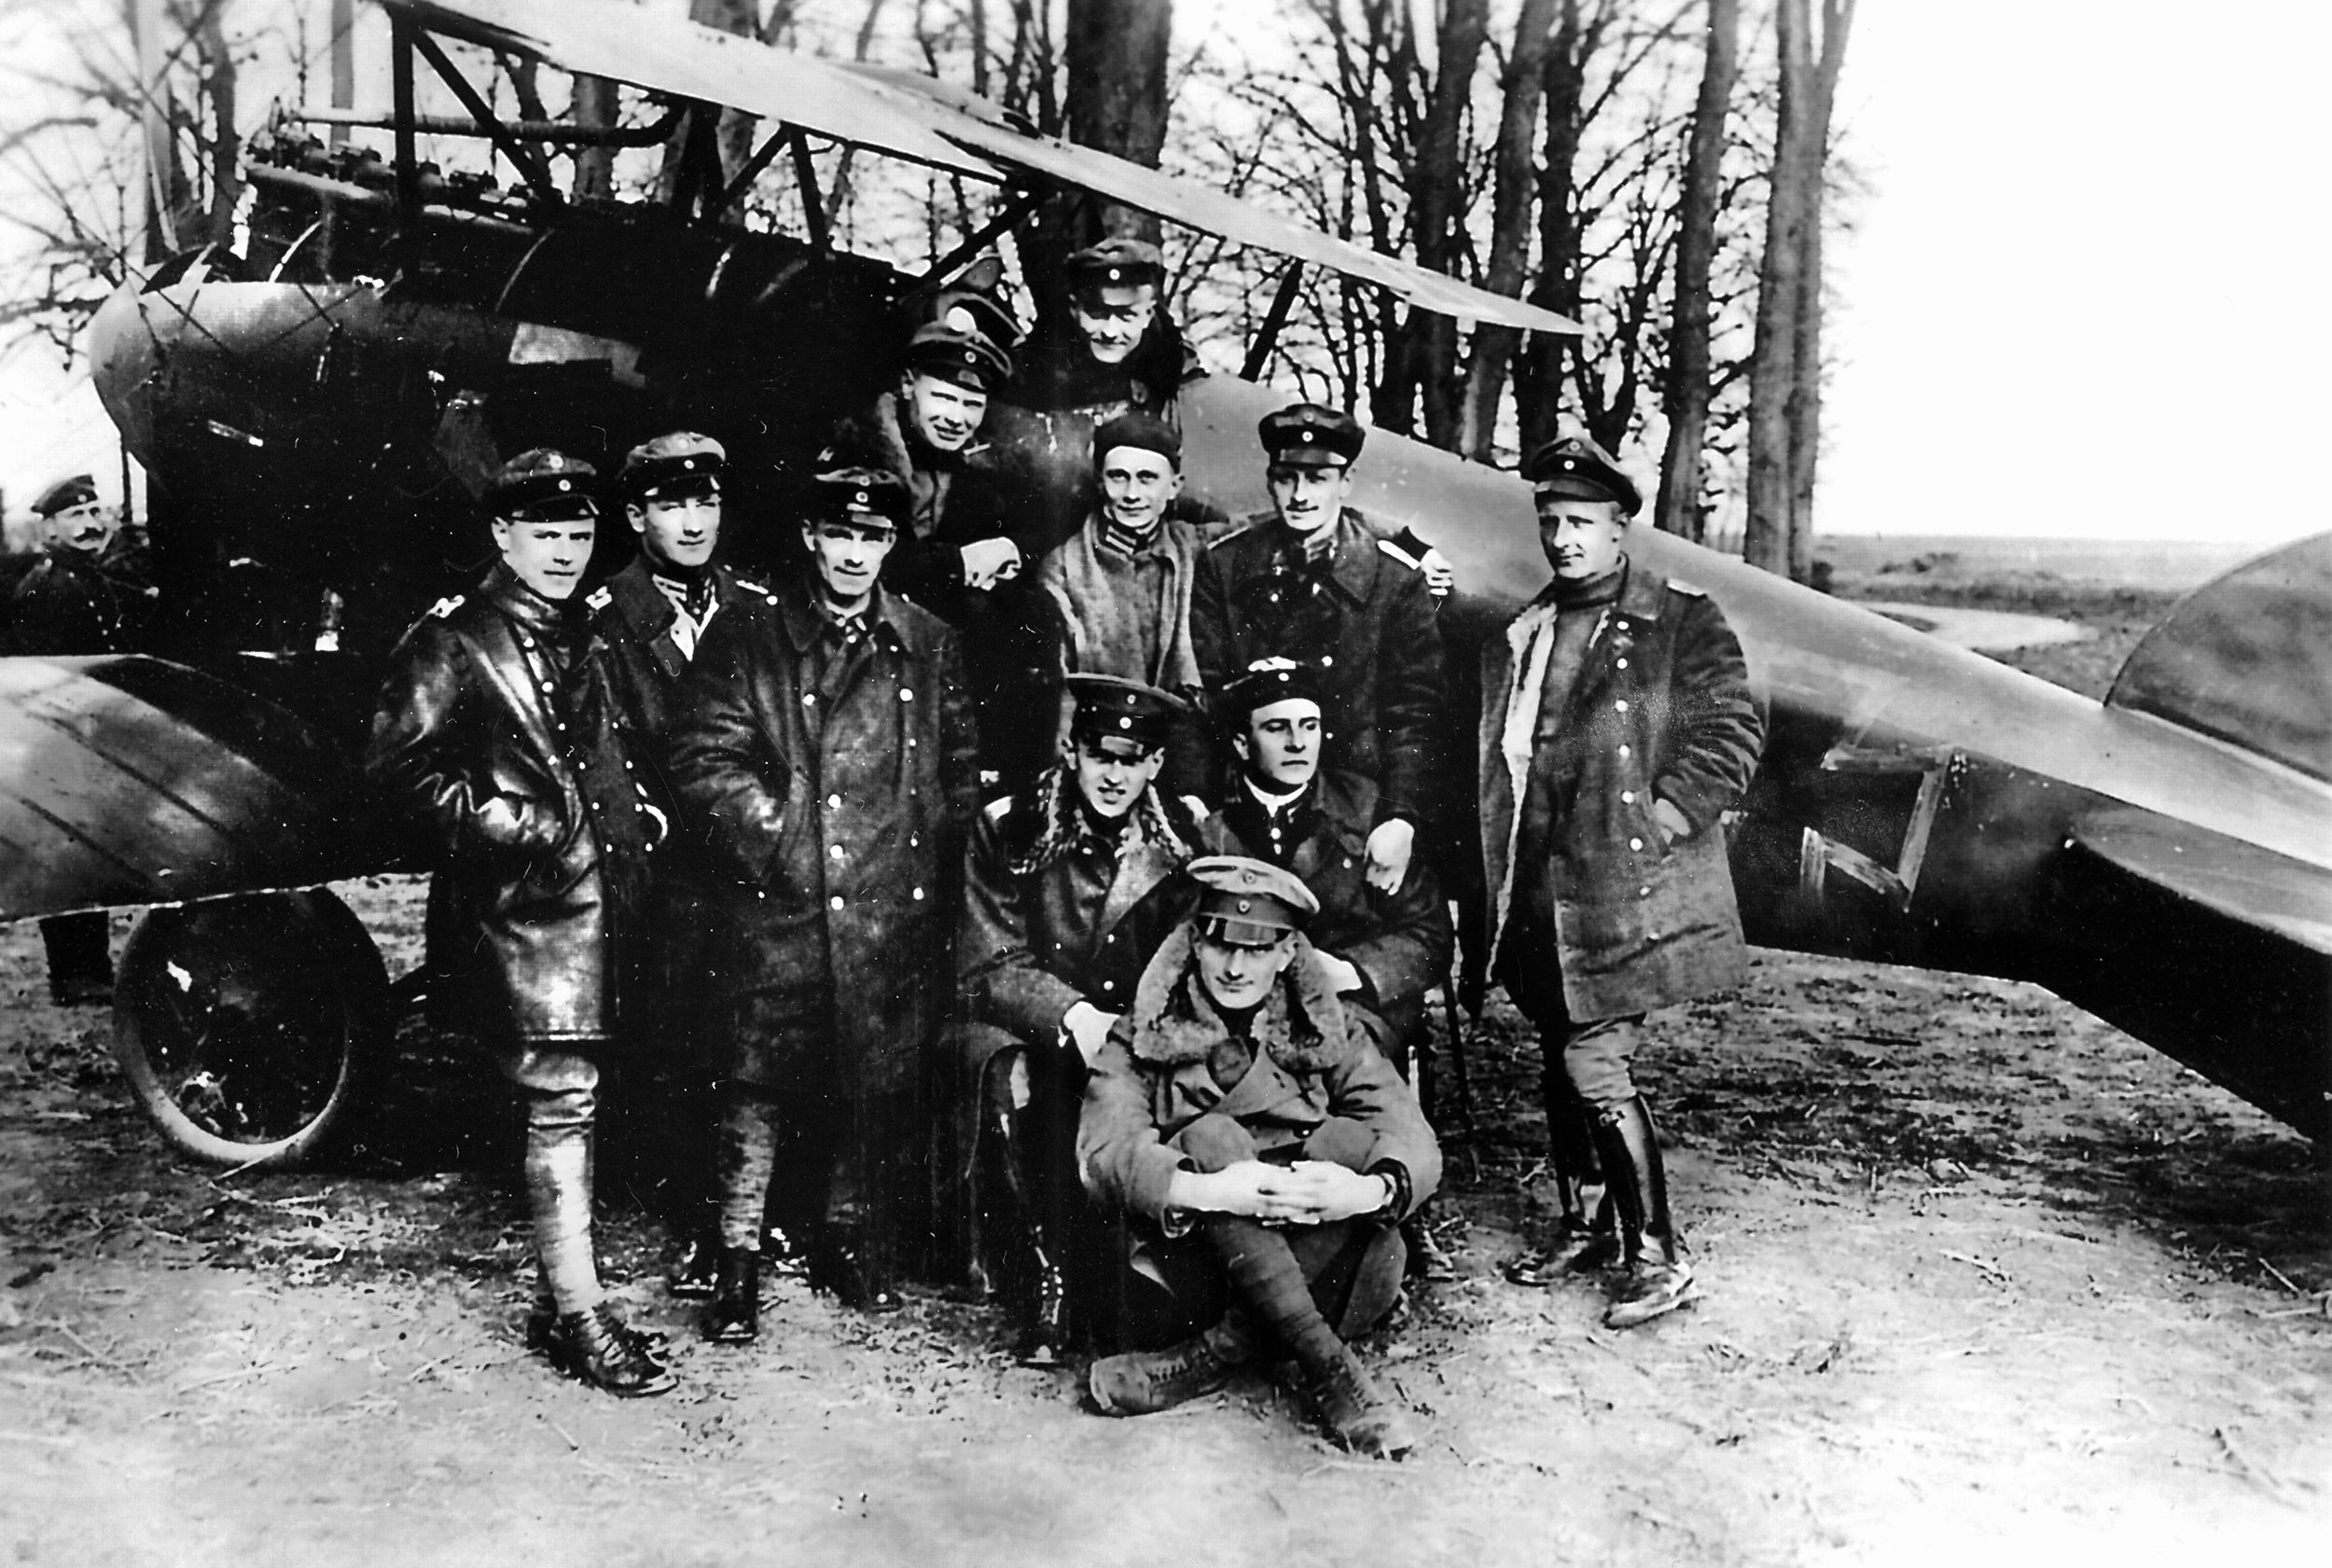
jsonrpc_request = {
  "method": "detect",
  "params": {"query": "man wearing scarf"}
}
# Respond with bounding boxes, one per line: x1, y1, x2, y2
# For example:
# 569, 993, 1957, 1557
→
1077, 856, 1440, 1460
952, 674, 1210, 1365
581, 433, 767, 1298
1478, 434, 1763, 1329
367, 450, 673, 1396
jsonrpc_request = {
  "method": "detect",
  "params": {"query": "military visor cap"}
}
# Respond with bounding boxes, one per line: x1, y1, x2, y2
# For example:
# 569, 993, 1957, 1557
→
1092, 410, 1182, 472
1064, 236, 1165, 293
1259, 403, 1364, 470
489, 448, 599, 520
620, 432, 726, 501
1068, 673, 1187, 757
808, 466, 909, 531
1218, 657, 1327, 726
32, 474, 99, 518
1188, 854, 1319, 947
1523, 433, 1642, 516
905, 321, 1013, 393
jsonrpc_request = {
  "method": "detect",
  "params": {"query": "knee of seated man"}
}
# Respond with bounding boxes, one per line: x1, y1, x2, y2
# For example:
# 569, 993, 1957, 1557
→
1172, 1112, 1258, 1173
1298, 1116, 1380, 1173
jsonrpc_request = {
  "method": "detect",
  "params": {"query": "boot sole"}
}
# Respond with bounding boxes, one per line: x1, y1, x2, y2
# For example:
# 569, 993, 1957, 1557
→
1603, 1280, 1699, 1330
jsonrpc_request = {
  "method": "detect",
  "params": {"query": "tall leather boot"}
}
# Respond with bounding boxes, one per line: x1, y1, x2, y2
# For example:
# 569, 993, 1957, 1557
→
1505, 1091, 1615, 1285
704, 1245, 760, 1343
988, 1096, 1070, 1366
1209, 1217, 1417, 1460
1591, 1096, 1694, 1328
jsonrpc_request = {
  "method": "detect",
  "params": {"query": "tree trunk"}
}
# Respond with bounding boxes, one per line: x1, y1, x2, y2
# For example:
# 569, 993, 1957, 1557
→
1743, 0, 1810, 576
1403, 0, 1492, 448
1788, 0, 1854, 578
571, 74, 618, 199
1065, 0, 1172, 241
1653, 0, 1738, 542
1458, 0, 1561, 461
657, 0, 762, 202
1514, 0, 1588, 457
1747, 0, 1852, 578
192, 7, 240, 245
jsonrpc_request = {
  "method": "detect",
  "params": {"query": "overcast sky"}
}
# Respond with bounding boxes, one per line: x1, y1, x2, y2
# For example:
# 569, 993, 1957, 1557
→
4, 0, 2325, 544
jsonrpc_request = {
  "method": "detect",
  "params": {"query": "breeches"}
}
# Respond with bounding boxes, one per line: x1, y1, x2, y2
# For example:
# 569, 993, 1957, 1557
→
1498, 915, 1645, 1113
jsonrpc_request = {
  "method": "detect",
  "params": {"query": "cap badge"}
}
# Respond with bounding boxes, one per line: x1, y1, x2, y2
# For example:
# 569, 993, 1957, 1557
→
1237, 897, 1253, 912
855, 489, 869, 505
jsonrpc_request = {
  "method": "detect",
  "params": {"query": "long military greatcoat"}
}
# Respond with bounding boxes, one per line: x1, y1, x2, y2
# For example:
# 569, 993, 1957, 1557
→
1189, 508, 1444, 825
1077, 928, 1442, 1227
1478, 559, 1764, 1022
366, 564, 659, 1044
665, 582, 979, 1093
583, 554, 752, 796
1197, 770, 1451, 1030
7, 541, 155, 655
957, 775, 1209, 1045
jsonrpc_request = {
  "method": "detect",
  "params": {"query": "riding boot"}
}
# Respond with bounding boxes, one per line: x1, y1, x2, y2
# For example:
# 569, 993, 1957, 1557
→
1591, 1096, 1693, 1328
1505, 1092, 1616, 1285
1208, 1216, 1416, 1459
704, 1245, 761, 1343
989, 1095, 1069, 1365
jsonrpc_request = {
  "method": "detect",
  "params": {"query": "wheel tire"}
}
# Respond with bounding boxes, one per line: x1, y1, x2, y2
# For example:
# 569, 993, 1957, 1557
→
112, 889, 388, 1170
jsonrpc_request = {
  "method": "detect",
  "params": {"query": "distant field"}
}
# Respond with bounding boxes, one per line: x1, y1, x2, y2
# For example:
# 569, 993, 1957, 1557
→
1815, 534, 2261, 592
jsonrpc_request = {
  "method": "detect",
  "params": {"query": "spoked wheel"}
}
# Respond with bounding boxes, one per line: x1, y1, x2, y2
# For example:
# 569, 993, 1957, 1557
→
112, 889, 388, 1169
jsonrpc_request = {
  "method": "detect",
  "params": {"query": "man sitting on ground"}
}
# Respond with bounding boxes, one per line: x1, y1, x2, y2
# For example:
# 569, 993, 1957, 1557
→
1077, 855, 1441, 1460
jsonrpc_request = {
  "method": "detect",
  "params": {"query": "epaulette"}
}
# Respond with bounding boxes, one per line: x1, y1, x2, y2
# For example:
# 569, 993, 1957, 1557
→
733, 577, 768, 595
1667, 579, 1708, 598
428, 594, 465, 619
585, 586, 613, 612
1206, 520, 1262, 550
1179, 794, 1211, 823
982, 795, 1015, 825
1376, 536, 1423, 570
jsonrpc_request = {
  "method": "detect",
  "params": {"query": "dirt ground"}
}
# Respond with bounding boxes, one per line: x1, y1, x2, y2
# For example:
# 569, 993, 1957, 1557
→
3, 556, 2326, 1567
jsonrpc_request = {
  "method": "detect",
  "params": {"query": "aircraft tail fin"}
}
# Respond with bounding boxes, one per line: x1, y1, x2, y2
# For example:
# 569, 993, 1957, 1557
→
2107, 532, 2332, 784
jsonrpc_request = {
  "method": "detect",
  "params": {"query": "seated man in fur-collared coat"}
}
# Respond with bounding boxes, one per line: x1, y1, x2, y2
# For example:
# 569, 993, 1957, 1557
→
1076, 855, 1441, 1460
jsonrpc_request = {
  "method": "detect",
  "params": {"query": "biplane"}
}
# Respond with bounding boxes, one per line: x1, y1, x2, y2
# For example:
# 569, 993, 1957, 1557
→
7, 0, 2321, 1169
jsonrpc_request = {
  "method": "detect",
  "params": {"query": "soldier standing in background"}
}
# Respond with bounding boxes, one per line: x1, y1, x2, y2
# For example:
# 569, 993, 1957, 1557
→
8, 475, 158, 1005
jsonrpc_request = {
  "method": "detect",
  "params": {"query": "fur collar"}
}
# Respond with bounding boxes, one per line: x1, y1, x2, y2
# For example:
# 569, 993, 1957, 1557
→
1127, 923, 1350, 1076
1008, 763, 1195, 878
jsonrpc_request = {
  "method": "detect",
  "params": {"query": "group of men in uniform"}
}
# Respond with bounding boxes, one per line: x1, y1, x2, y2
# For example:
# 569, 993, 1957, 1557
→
356, 236, 1766, 1459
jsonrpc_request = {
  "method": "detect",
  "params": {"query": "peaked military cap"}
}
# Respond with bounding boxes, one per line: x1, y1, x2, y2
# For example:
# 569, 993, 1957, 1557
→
619, 431, 726, 501
807, 465, 909, 529
1187, 854, 1320, 946
1218, 657, 1327, 725
1066, 673, 1187, 757
1523, 432, 1642, 516
928, 254, 1023, 352
1259, 403, 1365, 470
1064, 236, 1165, 292
904, 321, 1013, 393
31, 474, 99, 518
1091, 410, 1183, 471
488, 449, 599, 520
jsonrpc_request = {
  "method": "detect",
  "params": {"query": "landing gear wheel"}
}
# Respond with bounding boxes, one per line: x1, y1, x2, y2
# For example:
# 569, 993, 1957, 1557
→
112, 889, 387, 1170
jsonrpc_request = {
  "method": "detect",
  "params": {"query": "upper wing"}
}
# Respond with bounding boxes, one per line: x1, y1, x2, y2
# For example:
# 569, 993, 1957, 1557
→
385, 0, 1584, 336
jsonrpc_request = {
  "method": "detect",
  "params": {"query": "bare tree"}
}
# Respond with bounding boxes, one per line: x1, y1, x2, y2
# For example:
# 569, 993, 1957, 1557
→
1653, 0, 1736, 540
1744, 0, 1852, 578
1457, 0, 1560, 460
